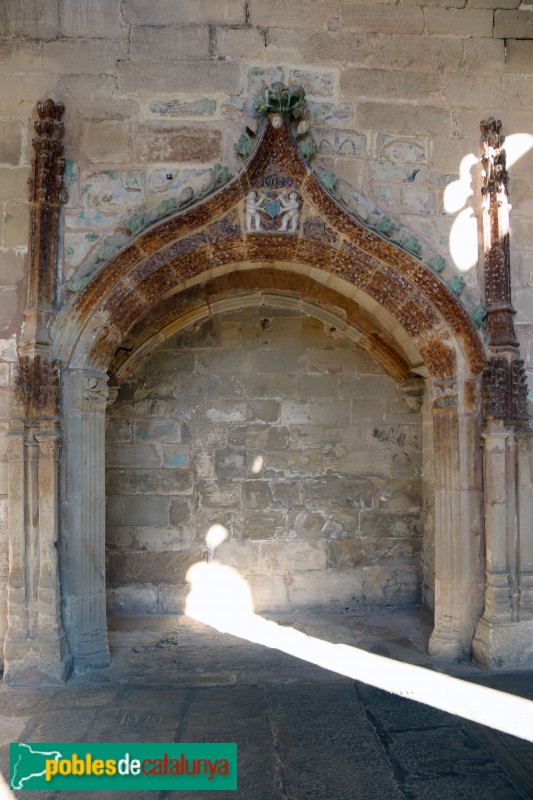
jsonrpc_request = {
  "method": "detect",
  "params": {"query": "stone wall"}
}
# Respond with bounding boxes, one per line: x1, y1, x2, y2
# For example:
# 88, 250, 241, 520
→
105, 306, 423, 614
1, 0, 532, 656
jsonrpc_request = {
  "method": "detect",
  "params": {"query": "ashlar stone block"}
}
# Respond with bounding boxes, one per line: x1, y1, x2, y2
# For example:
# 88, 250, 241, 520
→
61, 0, 126, 38
304, 477, 373, 510
259, 540, 328, 573
136, 126, 222, 164
0, 122, 21, 165
125, 0, 245, 25
229, 424, 289, 450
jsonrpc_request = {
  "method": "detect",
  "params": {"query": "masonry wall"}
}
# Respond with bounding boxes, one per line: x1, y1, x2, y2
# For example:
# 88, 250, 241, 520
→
105, 307, 423, 614
1, 0, 533, 654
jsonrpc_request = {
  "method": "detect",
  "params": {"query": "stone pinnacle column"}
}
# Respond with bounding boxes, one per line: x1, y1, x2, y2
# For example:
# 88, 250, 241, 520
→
473, 118, 533, 669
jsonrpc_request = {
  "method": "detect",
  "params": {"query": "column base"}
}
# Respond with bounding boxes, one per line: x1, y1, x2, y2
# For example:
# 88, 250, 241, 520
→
428, 627, 471, 661
3, 633, 72, 685
472, 616, 533, 669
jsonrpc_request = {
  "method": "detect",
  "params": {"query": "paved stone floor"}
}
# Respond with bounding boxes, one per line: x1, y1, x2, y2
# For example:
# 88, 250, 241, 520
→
1, 608, 532, 799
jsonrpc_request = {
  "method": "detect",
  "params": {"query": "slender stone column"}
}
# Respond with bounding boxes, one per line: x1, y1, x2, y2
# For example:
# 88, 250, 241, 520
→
472, 118, 533, 668
517, 431, 533, 616
429, 376, 484, 660
61, 370, 109, 670
4, 419, 71, 683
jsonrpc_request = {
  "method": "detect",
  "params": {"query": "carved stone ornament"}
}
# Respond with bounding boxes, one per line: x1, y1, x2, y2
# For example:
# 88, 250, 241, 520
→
400, 376, 425, 412
480, 117, 509, 202
432, 379, 458, 409
245, 188, 301, 233
82, 375, 109, 404
15, 354, 60, 420
25, 99, 67, 343
482, 355, 530, 427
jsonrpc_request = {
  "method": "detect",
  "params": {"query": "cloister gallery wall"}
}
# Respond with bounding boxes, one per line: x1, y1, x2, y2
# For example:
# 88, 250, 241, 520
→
0, 0, 533, 682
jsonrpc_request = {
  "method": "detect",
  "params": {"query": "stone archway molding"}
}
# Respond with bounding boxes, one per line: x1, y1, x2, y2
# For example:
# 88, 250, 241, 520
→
5, 92, 528, 682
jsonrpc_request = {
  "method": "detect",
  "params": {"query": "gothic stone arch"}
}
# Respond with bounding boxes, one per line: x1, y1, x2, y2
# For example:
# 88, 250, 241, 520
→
5, 103, 531, 683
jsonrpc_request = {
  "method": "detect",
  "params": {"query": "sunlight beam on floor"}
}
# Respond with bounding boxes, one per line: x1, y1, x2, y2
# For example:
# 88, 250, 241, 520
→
186, 561, 533, 744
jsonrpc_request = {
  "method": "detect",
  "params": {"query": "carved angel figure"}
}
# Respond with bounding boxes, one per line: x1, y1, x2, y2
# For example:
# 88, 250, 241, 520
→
279, 190, 300, 232
246, 190, 265, 231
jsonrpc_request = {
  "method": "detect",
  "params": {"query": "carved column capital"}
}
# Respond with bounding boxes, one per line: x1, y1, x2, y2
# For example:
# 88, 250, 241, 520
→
82, 373, 111, 407
400, 376, 425, 412
14, 354, 60, 423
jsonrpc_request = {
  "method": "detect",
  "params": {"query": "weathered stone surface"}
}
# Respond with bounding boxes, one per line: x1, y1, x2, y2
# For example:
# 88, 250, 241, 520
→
363, 563, 420, 602
118, 60, 241, 94
61, 0, 126, 37
341, 3, 424, 33
198, 480, 241, 508
106, 462, 192, 495
343, 69, 440, 102
4, 0, 59, 37
424, 7, 493, 36
287, 509, 327, 539
80, 121, 132, 163
129, 26, 210, 61
233, 511, 287, 541
106, 495, 169, 527
136, 126, 222, 163
0, 122, 21, 165
358, 103, 452, 135
360, 511, 422, 539
494, 9, 533, 38
287, 568, 364, 605
0, 168, 30, 201
372, 34, 463, 72
106, 550, 199, 586
305, 478, 373, 509
506, 40, 533, 74
260, 540, 328, 573
125, 0, 245, 25
229, 424, 289, 450
3, 204, 30, 247
329, 538, 364, 568
42, 39, 127, 75
251, 0, 338, 29
462, 37, 505, 73
215, 27, 265, 59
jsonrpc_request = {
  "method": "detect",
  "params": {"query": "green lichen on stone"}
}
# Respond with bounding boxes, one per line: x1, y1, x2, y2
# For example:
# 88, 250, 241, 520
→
254, 82, 307, 119
298, 136, 317, 161
375, 216, 395, 237
400, 235, 422, 257
428, 255, 446, 273
234, 134, 254, 159
469, 304, 487, 328
318, 170, 339, 193
447, 275, 466, 297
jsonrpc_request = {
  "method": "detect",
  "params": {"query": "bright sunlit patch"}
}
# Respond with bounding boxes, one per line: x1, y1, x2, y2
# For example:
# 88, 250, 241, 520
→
251, 454, 264, 474
443, 153, 478, 214
0, 769, 15, 800
205, 524, 229, 562
185, 562, 533, 744
505, 133, 533, 169
185, 562, 254, 628
449, 207, 479, 272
